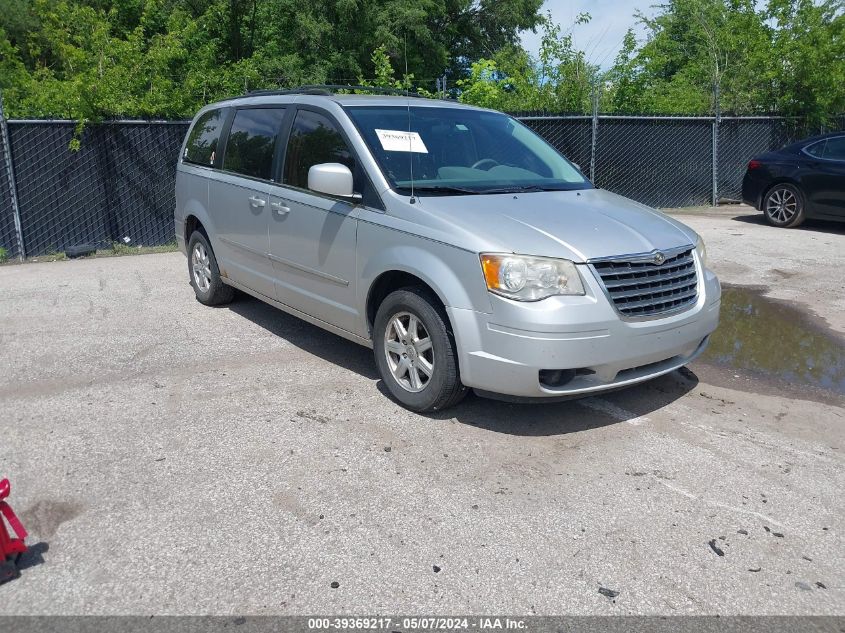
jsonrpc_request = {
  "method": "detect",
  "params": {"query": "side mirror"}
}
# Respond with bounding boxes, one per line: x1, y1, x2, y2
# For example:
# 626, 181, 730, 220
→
308, 163, 359, 200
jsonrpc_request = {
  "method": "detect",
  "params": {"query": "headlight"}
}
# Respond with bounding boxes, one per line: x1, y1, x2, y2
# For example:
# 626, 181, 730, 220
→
695, 237, 707, 267
480, 253, 585, 301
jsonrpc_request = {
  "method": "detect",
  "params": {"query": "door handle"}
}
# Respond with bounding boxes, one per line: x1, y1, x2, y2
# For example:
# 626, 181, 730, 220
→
271, 201, 290, 217
248, 195, 266, 208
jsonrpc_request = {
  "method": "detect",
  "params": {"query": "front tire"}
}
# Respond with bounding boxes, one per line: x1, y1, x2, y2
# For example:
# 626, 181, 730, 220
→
188, 230, 235, 306
763, 183, 805, 228
373, 288, 467, 412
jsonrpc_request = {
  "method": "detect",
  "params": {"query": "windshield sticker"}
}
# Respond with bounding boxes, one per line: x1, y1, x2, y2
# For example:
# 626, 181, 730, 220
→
375, 129, 429, 153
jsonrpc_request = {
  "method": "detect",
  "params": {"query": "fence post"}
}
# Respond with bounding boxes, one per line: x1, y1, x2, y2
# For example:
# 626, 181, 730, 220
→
590, 85, 599, 181
711, 83, 720, 207
0, 90, 25, 260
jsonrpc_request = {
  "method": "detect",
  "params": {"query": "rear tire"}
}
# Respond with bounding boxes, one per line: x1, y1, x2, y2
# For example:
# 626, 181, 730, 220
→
188, 230, 235, 306
373, 287, 467, 412
763, 183, 806, 228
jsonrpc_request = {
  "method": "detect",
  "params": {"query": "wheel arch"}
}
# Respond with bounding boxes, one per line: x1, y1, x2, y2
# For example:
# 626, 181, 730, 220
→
360, 243, 491, 338
181, 202, 215, 247
184, 214, 205, 244
366, 269, 450, 336
367, 268, 471, 412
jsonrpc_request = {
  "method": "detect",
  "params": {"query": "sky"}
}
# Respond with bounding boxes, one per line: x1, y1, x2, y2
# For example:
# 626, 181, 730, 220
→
519, 0, 657, 69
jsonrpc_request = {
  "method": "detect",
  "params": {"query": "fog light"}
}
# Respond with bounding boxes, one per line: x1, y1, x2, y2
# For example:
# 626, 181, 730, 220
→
539, 369, 576, 388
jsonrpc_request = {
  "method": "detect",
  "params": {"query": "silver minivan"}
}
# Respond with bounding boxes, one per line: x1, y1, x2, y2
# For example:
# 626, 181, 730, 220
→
175, 88, 721, 412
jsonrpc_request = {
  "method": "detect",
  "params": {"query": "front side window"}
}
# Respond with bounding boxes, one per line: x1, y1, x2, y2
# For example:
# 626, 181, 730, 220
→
345, 105, 591, 195
223, 108, 286, 180
184, 109, 226, 166
284, 110, 355, 189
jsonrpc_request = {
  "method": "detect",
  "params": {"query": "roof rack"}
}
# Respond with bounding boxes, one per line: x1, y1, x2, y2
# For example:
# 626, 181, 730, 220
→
245, 84, 427, 98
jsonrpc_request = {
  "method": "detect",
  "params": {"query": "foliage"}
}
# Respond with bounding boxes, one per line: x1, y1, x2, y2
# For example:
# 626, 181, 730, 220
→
0, 246, 8, 263
767, 0, 845, 121
457, 13, 599, 113
0, 0, 542, 119
105, 241, 178, 256
455, 0, 843, 121
601, 0, 845, 120
358, 44, 425, 94
0, 0, 841, 120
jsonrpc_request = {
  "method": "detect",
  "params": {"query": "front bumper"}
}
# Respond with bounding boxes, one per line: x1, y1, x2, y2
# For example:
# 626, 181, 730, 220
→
448, 262, 721, 399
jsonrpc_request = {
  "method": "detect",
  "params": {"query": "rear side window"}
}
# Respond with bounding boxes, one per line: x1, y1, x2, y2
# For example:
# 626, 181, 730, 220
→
184, 109, 226, 166
223, 108, 286, 180
284, 110, 355, 189
805, 140, 826, 158
822, 137, 845, 160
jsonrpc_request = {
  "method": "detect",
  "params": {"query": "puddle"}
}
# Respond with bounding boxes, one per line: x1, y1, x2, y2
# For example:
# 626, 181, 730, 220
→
695, 285, 845, 400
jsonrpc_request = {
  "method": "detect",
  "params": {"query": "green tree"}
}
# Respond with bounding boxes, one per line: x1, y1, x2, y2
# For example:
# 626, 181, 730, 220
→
604, 0, 844, 119
0, 0, 545, 118
358, 44, 413, 90
457, 13, 599, 112
767, 0, 845, 121
2, 0, 842, 121
601, 29, 640, 113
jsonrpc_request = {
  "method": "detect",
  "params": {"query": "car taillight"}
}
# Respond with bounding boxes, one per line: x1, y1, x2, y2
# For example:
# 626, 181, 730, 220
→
747, 160, 762, 170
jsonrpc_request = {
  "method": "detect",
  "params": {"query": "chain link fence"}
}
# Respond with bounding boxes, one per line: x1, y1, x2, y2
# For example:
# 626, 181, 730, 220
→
2, 120, 189, 259
0, 111, 842, 259
595, 117, 715, 208
522, 113, 843, 209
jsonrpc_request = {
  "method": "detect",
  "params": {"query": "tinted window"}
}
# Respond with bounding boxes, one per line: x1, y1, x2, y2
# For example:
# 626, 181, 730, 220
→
822, 136, 845, 160
184, 109, 226, 166
805, 140, 826, 158
284, 110, 354, 189
223, 108, 285, 180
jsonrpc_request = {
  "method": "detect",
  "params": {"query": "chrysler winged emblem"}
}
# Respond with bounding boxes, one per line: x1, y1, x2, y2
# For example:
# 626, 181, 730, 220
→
652, 251, 666, 265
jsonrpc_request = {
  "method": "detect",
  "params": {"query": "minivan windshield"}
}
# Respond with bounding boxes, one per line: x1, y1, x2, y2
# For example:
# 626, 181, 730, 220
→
345, 106, 592, 195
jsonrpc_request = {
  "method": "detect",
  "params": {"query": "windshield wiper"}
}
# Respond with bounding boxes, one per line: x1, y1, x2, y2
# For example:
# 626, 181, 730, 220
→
395, 185, 482, 195
396, 184, 581, 195
476, 185, 565, 194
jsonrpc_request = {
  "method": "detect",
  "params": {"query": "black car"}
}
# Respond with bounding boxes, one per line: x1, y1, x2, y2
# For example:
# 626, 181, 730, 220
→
742, 132, 845, 228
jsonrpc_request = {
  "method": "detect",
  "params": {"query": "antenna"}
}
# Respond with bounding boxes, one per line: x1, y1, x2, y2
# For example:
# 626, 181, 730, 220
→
404, 33, 416, 204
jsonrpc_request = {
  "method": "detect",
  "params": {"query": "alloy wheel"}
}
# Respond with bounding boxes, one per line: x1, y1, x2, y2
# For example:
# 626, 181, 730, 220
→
766, 187, 799, 224
383, 311, 435, 393
191, 242, 212, 292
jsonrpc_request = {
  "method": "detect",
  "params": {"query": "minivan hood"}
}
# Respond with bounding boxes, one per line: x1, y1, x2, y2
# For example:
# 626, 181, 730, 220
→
406, 188, 698, 262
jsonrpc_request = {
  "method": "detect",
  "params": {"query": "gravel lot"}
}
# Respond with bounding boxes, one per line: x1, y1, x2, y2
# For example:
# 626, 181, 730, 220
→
0, 206, 843, 615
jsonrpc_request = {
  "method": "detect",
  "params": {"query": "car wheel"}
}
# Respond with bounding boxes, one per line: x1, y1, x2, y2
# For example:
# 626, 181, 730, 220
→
188, 230, 235, 306
373, 288, 467, 412
763, 184, 806, 228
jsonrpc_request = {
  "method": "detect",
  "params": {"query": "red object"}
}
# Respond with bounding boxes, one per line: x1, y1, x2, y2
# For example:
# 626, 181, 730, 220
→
747, 159, 762, 170
0, 478, 27, 584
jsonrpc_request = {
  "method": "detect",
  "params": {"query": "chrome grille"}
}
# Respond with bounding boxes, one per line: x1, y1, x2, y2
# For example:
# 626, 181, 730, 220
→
591, 248, 698, 318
